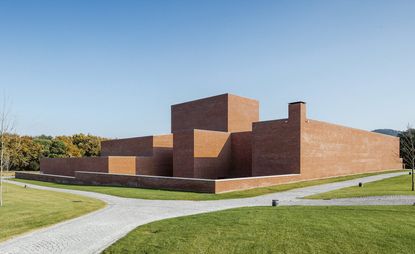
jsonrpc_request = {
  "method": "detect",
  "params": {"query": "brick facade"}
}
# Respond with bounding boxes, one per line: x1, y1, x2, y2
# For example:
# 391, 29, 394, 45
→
41, 156, 136, 176
301, 119, 402, 178
171, 94, 259, 133
173, 129, 231, 179
252, 102, 401, 178
229, 131, 252, 178
43, 134, 173, 177
33, 93, 403, 193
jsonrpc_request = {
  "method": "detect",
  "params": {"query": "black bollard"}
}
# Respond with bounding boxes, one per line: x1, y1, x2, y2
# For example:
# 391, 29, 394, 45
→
358, 182, 363, 187
272, 199, 279, 206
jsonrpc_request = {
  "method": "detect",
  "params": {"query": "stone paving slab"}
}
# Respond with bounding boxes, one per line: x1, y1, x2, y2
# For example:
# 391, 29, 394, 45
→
0, 171, 409, 254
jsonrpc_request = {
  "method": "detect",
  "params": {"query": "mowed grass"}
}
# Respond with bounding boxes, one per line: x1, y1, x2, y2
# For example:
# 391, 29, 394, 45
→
306, 173, 415, 199
103, 206, 415, 254
0, 182, 105, 242
12, 170, 402, 200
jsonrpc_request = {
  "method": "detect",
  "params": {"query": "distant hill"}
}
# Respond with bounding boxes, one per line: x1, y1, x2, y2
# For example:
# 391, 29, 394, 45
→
372, 129, 401, 137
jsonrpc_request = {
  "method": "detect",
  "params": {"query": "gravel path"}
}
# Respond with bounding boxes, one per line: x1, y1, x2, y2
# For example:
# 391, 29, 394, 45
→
0, 171, 413, 254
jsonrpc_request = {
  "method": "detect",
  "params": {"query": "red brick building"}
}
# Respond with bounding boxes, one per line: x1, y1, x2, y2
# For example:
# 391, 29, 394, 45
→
23, 93, 402, 193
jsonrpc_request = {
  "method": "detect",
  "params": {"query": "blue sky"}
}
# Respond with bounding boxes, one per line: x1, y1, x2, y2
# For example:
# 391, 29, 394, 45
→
0, 0, 414, 138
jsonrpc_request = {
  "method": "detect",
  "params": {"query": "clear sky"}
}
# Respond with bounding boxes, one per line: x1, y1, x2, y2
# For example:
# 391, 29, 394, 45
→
0, 0, 414, 138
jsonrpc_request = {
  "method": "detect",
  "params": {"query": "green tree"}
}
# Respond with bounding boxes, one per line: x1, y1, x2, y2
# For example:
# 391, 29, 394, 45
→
55, 136, 81, 157
34, 138, 52, 158
72, 134, 105, 157
3, 135, 43, 171
1, 133, 107, 172
49, 140, 67, 158
399, 126, 415, 191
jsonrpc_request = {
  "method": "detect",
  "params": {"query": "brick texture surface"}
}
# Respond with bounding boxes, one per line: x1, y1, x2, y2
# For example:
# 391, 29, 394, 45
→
252, 102, 401, 179
41, 157, 110, 177
252, 118, 301, 176
227, 94, 259, 132
301, 119, 402, 178
171, 93, 258, 133
38, 94, 402, 193
229, 131, 252, 177
173, 131, 194, 178
101, 136, 153, 156
174, 129, 231, 179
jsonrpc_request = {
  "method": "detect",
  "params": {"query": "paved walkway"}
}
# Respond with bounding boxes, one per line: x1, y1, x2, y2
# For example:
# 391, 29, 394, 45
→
1, 172, 414, 254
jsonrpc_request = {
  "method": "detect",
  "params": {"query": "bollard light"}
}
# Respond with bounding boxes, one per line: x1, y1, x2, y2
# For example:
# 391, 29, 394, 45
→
272, 199, 279, 206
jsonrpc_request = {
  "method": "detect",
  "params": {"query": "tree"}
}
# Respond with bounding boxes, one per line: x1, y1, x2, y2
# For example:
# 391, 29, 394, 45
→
18, 136, 43, 171
399, 126, 415, 191
55, 136, 81, 157
34, 137, 52, 158
72, 134, 104, 157
49, 139, 67, 158
0, 95, 14, 206
0, 131, 107, 175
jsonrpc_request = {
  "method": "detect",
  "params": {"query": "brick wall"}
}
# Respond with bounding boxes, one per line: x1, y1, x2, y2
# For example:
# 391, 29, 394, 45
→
215, 174, 301, 193
93, 134, 173, 176
36, 94, 403, 193
227, 94, 259, 132
301, 119, 402, 178
108, 156, 136, 175
251, 101, 401, 178
101, 134, 173, 156
171, 93, 259, 133
229, 131, 252, 177
15, 171, 80, 185
41, 156, 137, 176
75, 171, 216, 193
16, 169, 401, 194
252, 118, 301, 176
173, 129, 231, 179
135, 156, 153, 175
153, 135, 174, 148
151, 148, 173, 176
41, 157, 110, 176
194, 130, 231, 179
171, 94, 228, 133
173, 131, 195, 178
101, 136, 154, 156
133, 149, 174, 176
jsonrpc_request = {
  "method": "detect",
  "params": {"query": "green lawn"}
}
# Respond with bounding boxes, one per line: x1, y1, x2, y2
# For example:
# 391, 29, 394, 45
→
306, 174, 415, 199
0, 182, 105, 242
12, 170, 402, 200
103, 205, 415, 254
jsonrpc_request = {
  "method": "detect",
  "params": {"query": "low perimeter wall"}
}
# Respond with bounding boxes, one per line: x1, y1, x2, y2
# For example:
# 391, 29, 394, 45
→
16, 169, 401, 194
15, 172, 81, 185
15, 171, 216, 193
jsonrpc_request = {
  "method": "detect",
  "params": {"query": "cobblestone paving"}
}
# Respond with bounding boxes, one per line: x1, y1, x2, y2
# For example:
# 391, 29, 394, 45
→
0, 172, 412, 254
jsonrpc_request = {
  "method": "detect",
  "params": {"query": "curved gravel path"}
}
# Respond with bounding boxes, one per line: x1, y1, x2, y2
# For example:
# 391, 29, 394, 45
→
1, 171, 413, 254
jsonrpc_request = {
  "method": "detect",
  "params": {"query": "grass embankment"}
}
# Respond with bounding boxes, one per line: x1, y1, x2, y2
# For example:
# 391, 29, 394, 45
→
0, 182, 105, 242
306, 173, 414, 199
12, 170, 402, 200
103, 206, 415, 254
